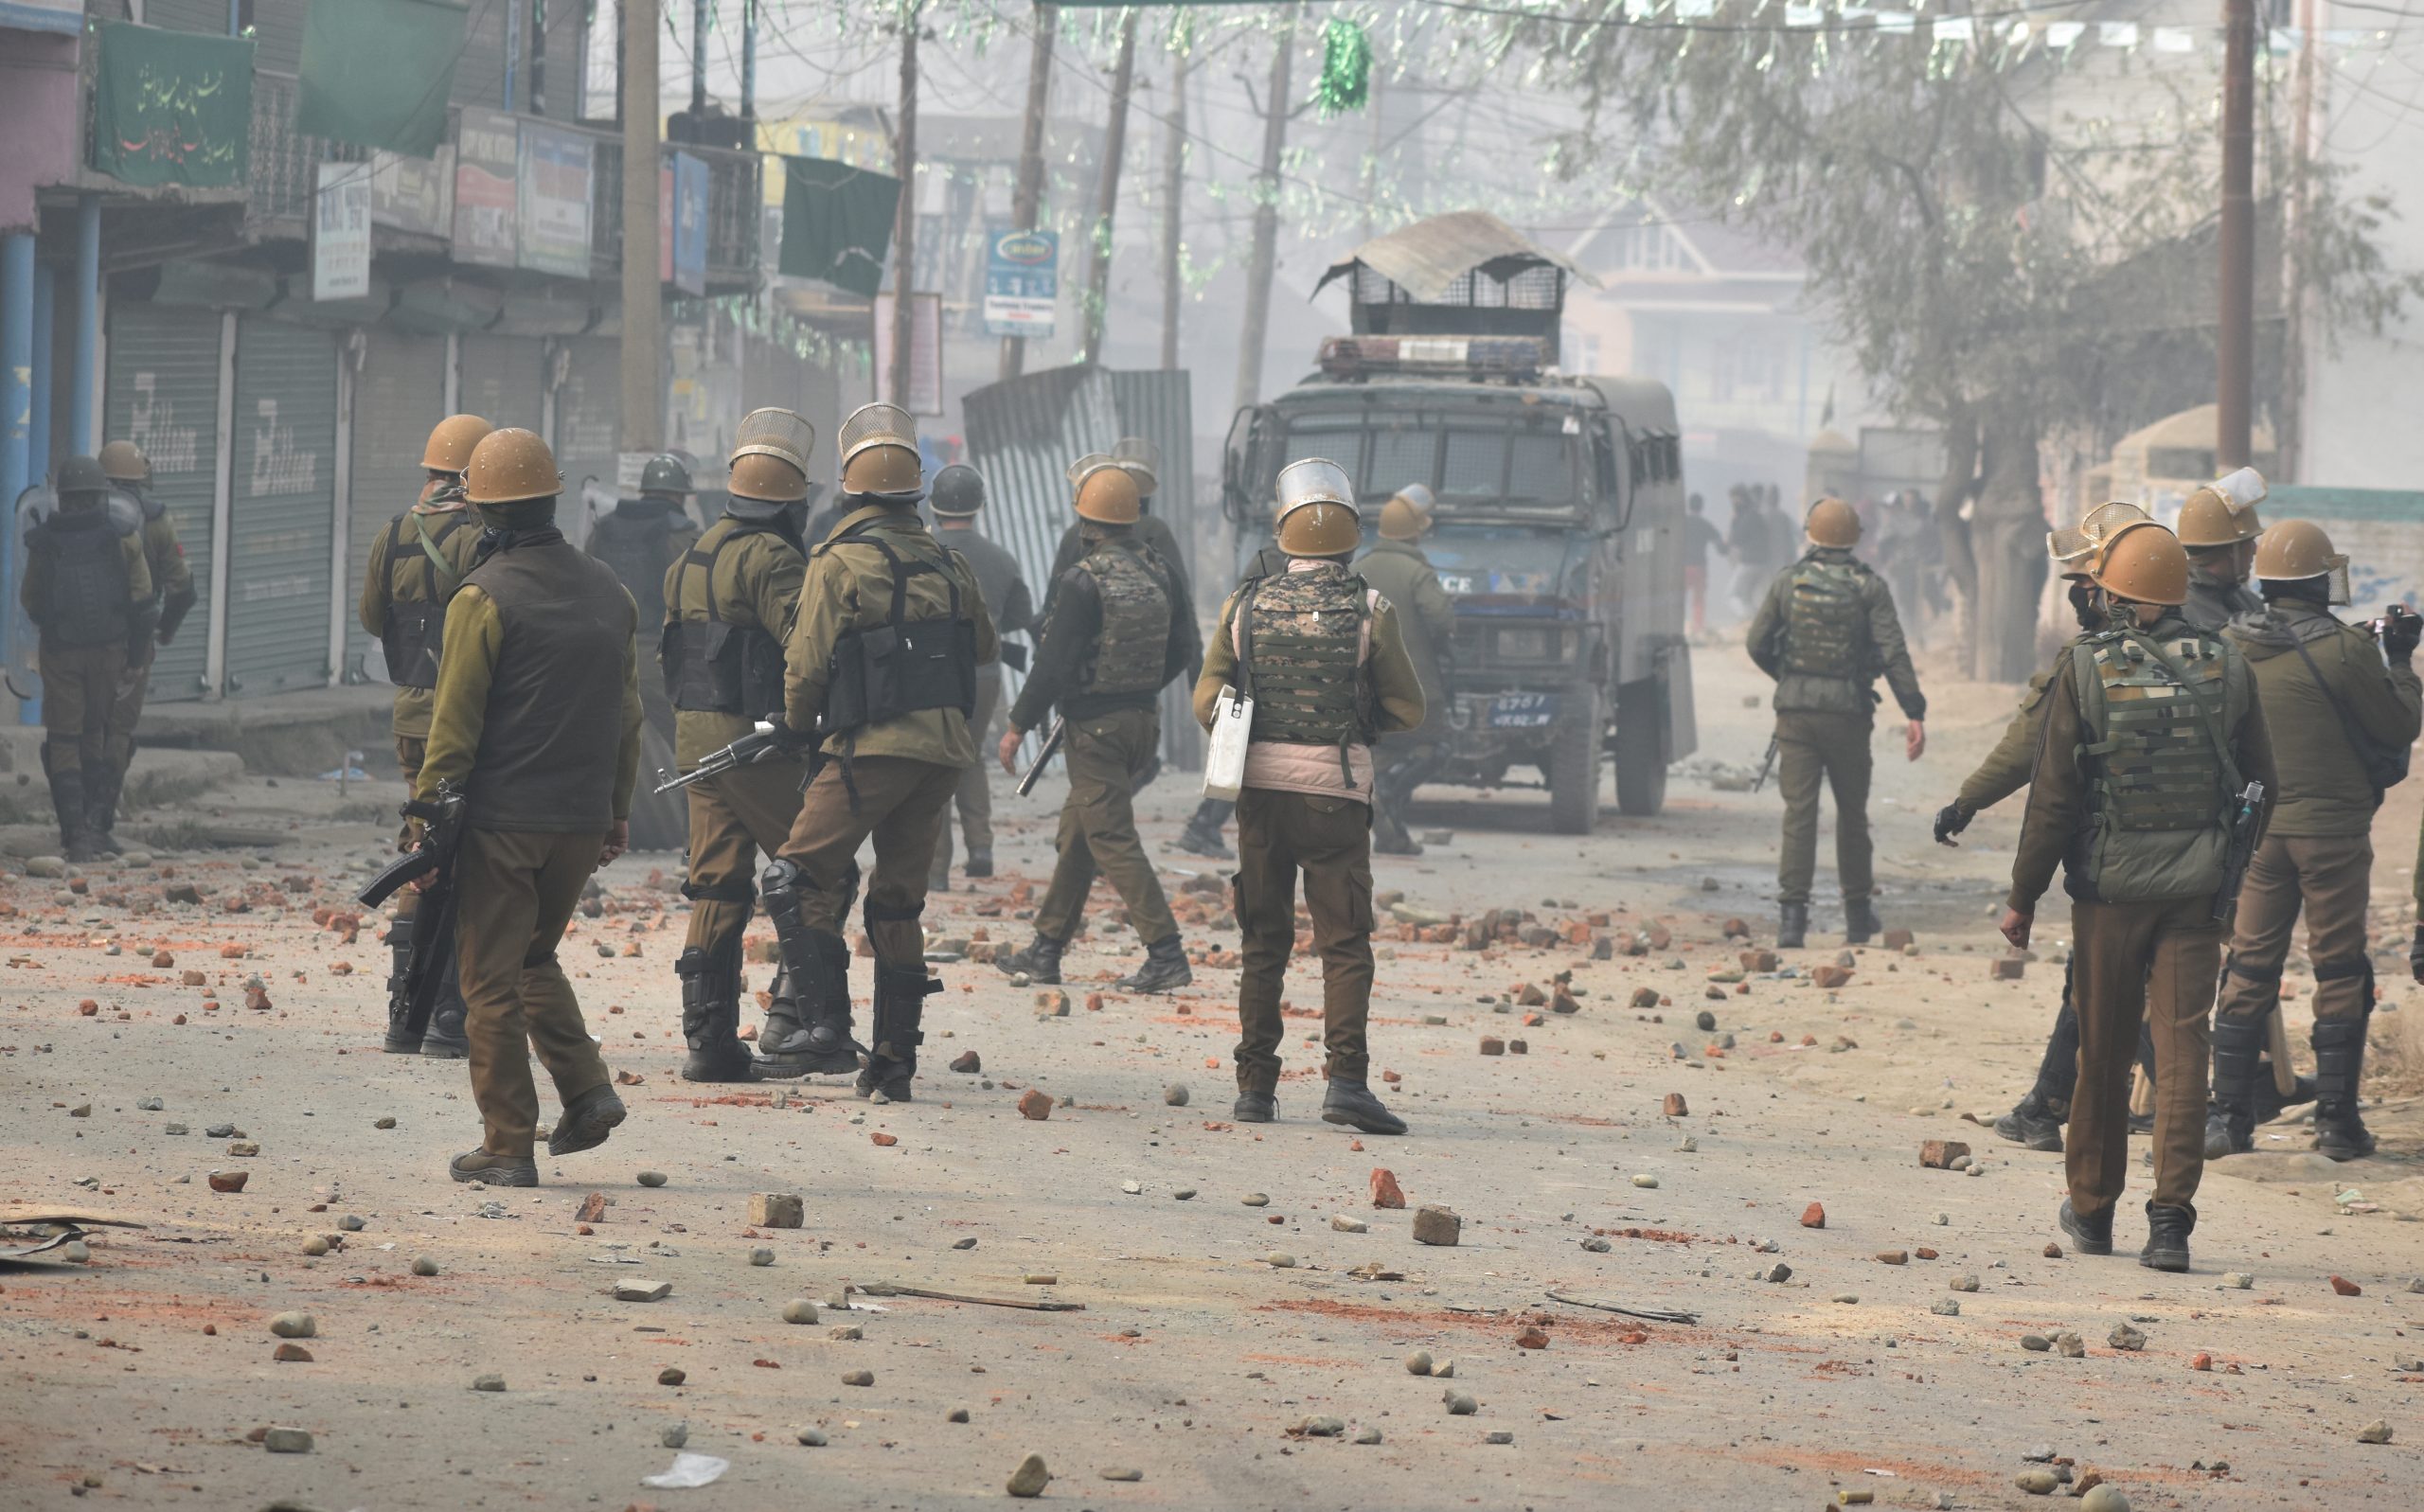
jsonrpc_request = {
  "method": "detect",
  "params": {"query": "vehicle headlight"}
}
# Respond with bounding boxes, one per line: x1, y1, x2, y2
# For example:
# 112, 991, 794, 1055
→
1495, 628, 1553, 661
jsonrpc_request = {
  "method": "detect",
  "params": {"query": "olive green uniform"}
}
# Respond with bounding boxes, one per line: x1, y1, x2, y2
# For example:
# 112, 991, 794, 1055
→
932, 520, 1035, 881
101, 486, 195, 819
1355, 538, 1456, 845
2008, 619, 2274, 1226
1012, 530, 1198, 948
1747, 547, 1926, 907
2183, 574, 2262, 635
1193, 562, 1426, 1094
23, 506, 152, 787
418, 531, 643, 1160
359, 497, 486, 767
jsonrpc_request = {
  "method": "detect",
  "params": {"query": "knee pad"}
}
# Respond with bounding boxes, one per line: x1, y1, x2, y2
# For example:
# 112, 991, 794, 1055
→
2225, 955, 2283, 984
682, 876, 757, 905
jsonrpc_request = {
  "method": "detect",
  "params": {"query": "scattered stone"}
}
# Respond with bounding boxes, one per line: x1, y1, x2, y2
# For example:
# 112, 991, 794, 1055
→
635, 1171, 668, 1188
1293, 1415, 1346, 1437
658, 1367, 686, 1386
1629, 987, 1661, 1008
2221, 1271, 2255, 1290
1484, 1430, 1514, 1445
749, 1248, 775, 1267
2055, 1331, 2085, 1359
2021, 1334, 2052, 1353
1479, 1036, 1506, 1056
1763, 1262, 1792, 1284
207, 1171, 248, 1193
1663, 1093, 1689, 1117
1098, 1466, 1144, 1481
1443, 1389, 1478, 1415
1007, 1451, 1051, 1497
2044, 1242, 2064, 1258
1017, 1089, 1053, 1121
1164, 1083, 1190, 1107
661, 1422, 689, 1450
750, 1192, 805, 1229
269, 1312, 316, 1340
273, 1343, 313, 1362
1800, 1202, 1827, 1229
1811, 965, 1853, 989
2015, 1469, 2059, 1495
301, 1236, 330, 1257
1675, 1135, 1698, 1152
1331, 1215, 1367, 1234
1034, 989, 1069, 1016
1024, 1273, 1058, 1286
471, 1374, 507, 1392
1631, 1174, 1660, 1189
614, 1279, 672, 1303
1412, 1205, 1462, 1246
575, 1191, 609, 1223
1404, 1349, 1434, 1376
1431, 1359, 1454, 1379
261, 1427, 312, 1454
950, 1050, 982, 1074
2190, 1352, 2213, 1371
2356, 1419, 2392, 1444
1265, 1252, 1297, 1269
1583, 1236, 1613, 1254
947, 1408, 971, 1424
1919, 1140, 1971, 1170
1952, 1274, 1980, 1292
1515, 1326, 1548, 1350
1370, 1168, 1406, 1209
841, 1369, 874, 1387
782, 1299, 821, 1325
1241, 1192, 1270, 1208
2330, 1274, 2362, 1296
1932, 1298, 1961, 1317
1831, 1292, 1859, 1305
2109, 1322, 2148, 1351
1353, 1428, 1383, 1445
1991, 956, 2027, 981
2079, 1487, 2130, 1512
829, 1324, 863, 1342
795, 1427, 829, 1447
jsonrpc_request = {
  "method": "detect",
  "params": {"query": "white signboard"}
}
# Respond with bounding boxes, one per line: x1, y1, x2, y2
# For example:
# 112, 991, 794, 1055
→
312, 160, 373, 301
872, 292, 945, 418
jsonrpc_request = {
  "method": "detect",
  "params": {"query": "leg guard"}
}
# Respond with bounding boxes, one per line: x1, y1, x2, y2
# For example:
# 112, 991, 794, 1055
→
88, 741, 130, 855
420, 940, 470, 1058
2309, 988, 2377, 1161
2206, 1013, 2266, 1157
382, 928, 422, 1054
757, 859, 859, 1075
47, 756, 98, 863
674, 940, 757, 1082
858, 958, 939, 1100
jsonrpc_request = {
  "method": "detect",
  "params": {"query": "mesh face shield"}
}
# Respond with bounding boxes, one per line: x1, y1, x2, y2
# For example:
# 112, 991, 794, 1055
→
837, 403, 922, 498
732, 408, 816, 476
1111, 436, 1161, 494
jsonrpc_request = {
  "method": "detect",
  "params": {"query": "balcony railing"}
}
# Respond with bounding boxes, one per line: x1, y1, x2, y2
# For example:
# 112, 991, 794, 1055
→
590, 134, 763, 293
250, 70, 367, 226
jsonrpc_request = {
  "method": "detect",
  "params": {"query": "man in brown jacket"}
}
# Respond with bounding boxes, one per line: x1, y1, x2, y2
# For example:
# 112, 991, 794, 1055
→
2212, 521, 2419, 1161
1356, 485, 1455, 856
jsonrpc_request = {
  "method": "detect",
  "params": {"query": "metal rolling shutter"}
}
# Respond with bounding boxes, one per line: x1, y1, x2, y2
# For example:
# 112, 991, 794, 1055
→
553, 336, 620, 535
103, 303, 222, 704
457, 334, 545, 436
226, 316, 339, 696
347, 329, 448, 683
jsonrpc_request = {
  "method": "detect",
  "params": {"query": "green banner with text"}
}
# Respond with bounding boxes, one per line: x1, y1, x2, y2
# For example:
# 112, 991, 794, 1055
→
89, 22, 255, 188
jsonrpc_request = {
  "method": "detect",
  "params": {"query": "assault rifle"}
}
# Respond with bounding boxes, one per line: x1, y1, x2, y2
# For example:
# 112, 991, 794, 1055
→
653, 720, 785, 795
1751, 735, 1781, 794
1016, 717, 1066, 798
2212, 780, 2267, 925
357, 782, 467, 1042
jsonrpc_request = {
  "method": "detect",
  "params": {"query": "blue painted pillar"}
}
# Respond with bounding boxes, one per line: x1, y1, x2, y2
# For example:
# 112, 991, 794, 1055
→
70, 195, 98, 455
3, 233, 35, 682
30, 262, 53, 483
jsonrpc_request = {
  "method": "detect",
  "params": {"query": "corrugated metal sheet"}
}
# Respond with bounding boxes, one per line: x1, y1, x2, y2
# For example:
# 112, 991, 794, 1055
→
227, 316, 339, 695
347, 329, 448, 683
554, 336, 620, 541
104, 303, 222, 704
458, 333, 546, 435
1105, 369, 1202, 769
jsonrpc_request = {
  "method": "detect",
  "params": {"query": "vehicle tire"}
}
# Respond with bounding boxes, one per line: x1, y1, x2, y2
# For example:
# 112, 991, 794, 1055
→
1613, 677, 1669, 817
1545, 684, 1604, 836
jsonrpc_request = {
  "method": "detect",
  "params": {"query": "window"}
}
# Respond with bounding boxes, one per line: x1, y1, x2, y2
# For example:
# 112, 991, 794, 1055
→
1365, 425, 1435, 497
1506, 433, 1577, 505
1440, 431, 1505, 500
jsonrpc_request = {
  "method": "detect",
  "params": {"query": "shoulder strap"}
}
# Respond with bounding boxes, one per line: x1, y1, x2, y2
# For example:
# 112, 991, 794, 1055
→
404, 510, 463, 596
1234, 578, 1265, 702
677, 520, 752, 625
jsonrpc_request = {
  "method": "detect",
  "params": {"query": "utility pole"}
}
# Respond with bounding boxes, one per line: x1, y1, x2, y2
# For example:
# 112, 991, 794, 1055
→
890, 2, 920, 408
2217, 0, 2255, 470
1081, 11, 1139, 365
691, 0, 708, 116
621, 0, 663, 452
1159, 47, 1187, 371
2281, 0, 2318, 482
1231, 9, 1295, 415
1002, 4, 1057, 382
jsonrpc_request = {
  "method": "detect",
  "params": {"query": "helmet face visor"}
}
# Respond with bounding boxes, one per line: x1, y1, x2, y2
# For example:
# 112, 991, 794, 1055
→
1275, 456, 1354, 514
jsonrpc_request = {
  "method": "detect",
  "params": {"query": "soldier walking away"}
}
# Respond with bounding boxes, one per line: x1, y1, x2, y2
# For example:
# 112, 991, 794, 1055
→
1681, 492, 1727, 636
415, 428, 642, 1185
758, 404, 998, 1105
2212, 521, 2418, 1161
2002, 520, 2274, 1272
1747, 497, 1927, 949
358, 413, 491, 1057
20, 455, 153, 863
1045, 436, 1190, 612
1193, 458, 1425, 1134
2175, 469, 2267, 632
995, 454, 1200, 994
661, 411, 816, 1082
1357, 485, 1455, 856
92, 440, 195, 855
590, 454, 702, 721
928, 463, 1034, 890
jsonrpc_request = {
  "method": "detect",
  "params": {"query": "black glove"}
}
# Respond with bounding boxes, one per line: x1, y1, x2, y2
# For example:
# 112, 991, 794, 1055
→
2380, 606, 2420, 661
1932, 800, 1972, 846
2410, 920, 2424, 985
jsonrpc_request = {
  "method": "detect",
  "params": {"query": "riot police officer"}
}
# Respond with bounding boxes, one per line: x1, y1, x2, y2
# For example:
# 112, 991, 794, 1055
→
20, 455, 152, 863
758, 404, 998, 1105
996, 454, 1198, 994
928, 462, 1034, 888
2175, 469, 2265, 631
2212, 520, 2419, 1161
1356, 485, 1454, 856
2003, 521, 2274, 1272
662, 412, 816, 1081
1173, 499, 1294, 860
1045, 436, 1189, 608
1747, 497, 1927, 948
92, 439, 195, 854
1193, 458, 1425, 1134
358, 412, 491, 1057
590, 453, 701, 719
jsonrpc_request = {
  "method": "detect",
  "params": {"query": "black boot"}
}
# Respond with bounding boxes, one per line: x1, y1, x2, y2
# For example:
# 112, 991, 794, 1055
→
997, 932, 1065, 984
1118, 934, 1192, 994
2140, 1201, 2194, 1272
963, 849, 993, 879
1776, 901, 1809, 950
49, 765, 100, 864
1994, 1092, 2065, 1152
856, 960, 937, 1103
757, 930, 859, 1076
2311, 1017, 2378, 1161
2059, 1198, 2113, 1256
86, 752, 127, 857
419, 932, 470, 1058
1233, 1089, 1277, 1123
1175, 801, 1233, 859
1843, 896, 1881, 946
674, 945, 758, 1083
381, 926, 423, 1054
2205, 1013, 2265, 1158
1322, 1078, 1407, 1135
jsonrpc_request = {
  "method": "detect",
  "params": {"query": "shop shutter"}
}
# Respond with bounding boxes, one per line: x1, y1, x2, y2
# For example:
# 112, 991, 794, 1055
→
553, 335, 620, 539
102, 303, 222, 704
346, 329, 448, 683
457, 333, 544, 436
226, 316, 339, 696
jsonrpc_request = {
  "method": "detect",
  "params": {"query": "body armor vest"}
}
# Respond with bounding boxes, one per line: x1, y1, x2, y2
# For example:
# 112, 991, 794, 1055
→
2071, 627, 2239, 902
1781, 554, 1867, 679
1239, 568, 1371, 749
34, 510, 133, 650
380, 508, 472, 688
814, 523, 978, 739
589, 500, 681, 637
663, 518, 792, 720
1076, 541, 1172, 696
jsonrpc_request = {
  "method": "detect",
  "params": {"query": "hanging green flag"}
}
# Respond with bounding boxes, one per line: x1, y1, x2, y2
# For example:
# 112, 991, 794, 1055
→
89, 23, 255, 188
1311, 16, 1371, 116
779, 157, 902, 298
295, 0, 469, 160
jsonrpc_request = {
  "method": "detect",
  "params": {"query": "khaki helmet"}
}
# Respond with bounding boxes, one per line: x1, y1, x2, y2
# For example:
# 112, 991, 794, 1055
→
1070, 454, 1142, 525
1378, 483, 1435, 543
1274, 457, 1362, 558
732, 407, 815, 477
2089, 520, 2189, 607
98, 439, 151, 483
1112, 436, 1161, 496
1805, 496, 1862, 547
838, 402, 922, 498
421, 413, 494, 474
2175, 466, 2266, 547
2046, 501, 2151, 576
462, 427, 561, 506
729, 450, 809, 504
2252, 518, 2351, 604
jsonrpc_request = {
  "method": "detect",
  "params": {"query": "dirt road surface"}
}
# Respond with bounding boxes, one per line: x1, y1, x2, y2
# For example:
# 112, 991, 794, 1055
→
5, 647, 2420, 1510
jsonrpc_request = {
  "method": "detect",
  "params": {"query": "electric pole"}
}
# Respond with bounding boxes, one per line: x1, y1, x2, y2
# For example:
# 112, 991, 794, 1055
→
1002, 4, 1057, 381
621, 0, 663, 452
1081, 11, 1139, 365
1232, 9, 1295, 415
2282, 0, 2319, 482
890, 2, 920, 409
1159, 47, 1187, 372
2217, 0, 2255, 470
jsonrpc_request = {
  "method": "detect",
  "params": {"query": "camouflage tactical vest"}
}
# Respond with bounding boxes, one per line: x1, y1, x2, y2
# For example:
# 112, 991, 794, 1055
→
1241, 568, 1370, 748
2070, 627, 2240, 902
1075, 541, 1172, 696
1781, 555, 1867, 679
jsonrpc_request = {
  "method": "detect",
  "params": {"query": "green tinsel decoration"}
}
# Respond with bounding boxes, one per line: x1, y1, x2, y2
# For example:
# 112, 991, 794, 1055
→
1311, 16, 1371, 117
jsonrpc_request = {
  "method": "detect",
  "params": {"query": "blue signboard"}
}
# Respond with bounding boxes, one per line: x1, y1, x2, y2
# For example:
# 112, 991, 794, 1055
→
985, 227, 1058, 338
671, 151, 708, 297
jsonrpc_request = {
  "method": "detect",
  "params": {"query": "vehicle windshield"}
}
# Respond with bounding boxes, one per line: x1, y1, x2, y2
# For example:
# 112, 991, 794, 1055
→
1416, 522, 1578, 603
1272, 405, 1585, 511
